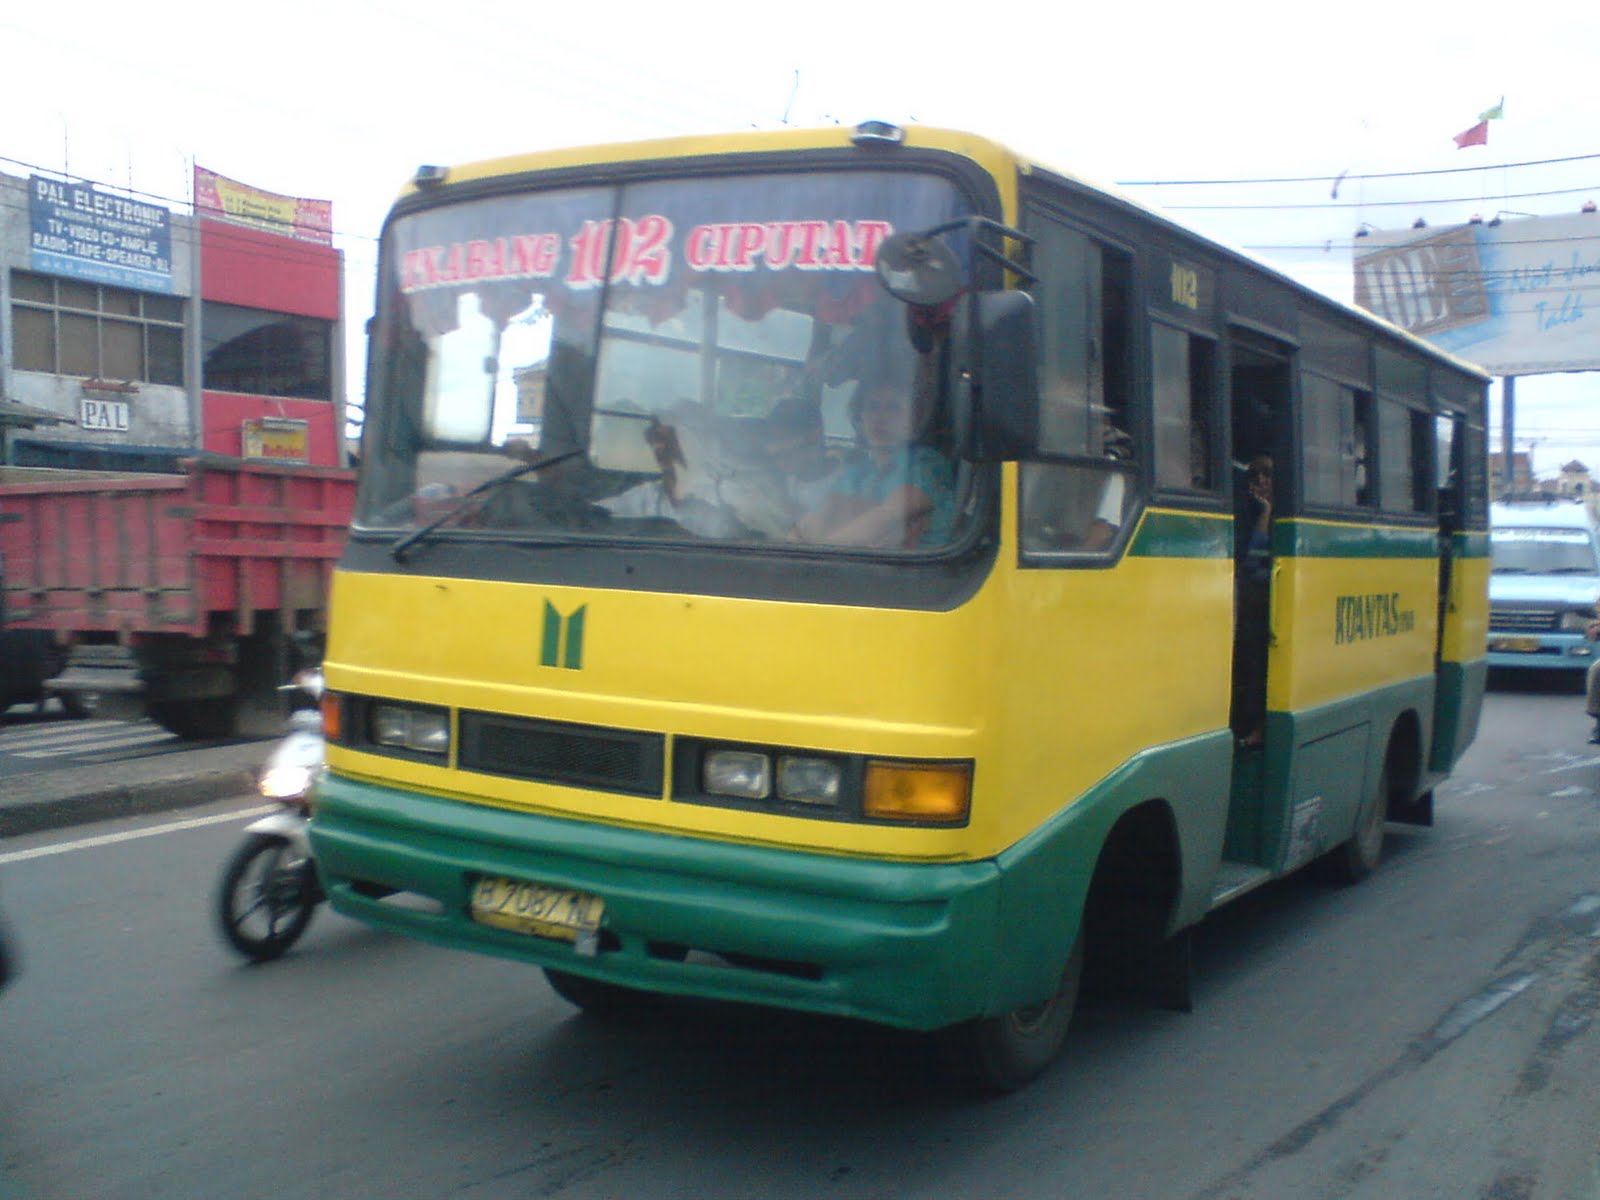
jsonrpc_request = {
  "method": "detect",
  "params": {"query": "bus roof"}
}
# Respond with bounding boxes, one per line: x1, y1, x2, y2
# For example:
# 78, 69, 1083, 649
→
395, 121, 1490, 387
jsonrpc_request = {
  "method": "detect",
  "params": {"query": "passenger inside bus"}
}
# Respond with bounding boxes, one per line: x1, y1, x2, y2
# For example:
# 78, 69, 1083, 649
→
1080, 420, 1137, 551
790, 376, 955, 549
1233, 452, 1274, 748
763, 393, 849, 514
594, 409, 752, 538
593, 402, 800, 539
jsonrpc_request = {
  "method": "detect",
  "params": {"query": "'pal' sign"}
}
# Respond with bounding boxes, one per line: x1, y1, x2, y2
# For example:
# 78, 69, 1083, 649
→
80, 399, 130, 432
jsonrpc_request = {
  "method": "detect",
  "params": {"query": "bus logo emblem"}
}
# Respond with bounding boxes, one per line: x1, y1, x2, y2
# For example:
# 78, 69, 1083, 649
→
541, 601, 586, 669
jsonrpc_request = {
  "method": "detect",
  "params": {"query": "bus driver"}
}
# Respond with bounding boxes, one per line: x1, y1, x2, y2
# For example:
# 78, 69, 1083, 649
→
791, 377, 955, 549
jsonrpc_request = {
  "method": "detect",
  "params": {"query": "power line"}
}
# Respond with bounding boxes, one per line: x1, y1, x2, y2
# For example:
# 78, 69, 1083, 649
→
1116, 152, 1600, 188
1165, 185, 1600, 213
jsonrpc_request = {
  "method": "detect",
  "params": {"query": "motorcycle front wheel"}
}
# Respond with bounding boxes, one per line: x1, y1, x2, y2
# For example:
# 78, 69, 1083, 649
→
216, 832, 318, 962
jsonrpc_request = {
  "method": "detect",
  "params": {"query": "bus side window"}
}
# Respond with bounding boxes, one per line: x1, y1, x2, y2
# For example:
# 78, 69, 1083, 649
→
1152, 322, 1217, 492
1020, 204, 1136, 560
1021, 461, 1136, 555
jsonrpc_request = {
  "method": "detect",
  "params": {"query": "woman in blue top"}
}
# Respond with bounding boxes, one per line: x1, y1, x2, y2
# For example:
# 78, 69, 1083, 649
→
793, 378, 954, 549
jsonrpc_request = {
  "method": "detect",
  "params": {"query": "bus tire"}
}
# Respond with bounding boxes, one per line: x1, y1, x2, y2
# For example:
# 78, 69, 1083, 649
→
937, 933, 1083, 1094
1326, 730, 1408, 884
542, 968, 655, 1018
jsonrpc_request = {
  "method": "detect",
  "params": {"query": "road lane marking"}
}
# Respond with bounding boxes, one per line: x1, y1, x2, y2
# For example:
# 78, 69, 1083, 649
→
11, 730, 180, 758
0, 719, 127, 743
0, 805, 277, 864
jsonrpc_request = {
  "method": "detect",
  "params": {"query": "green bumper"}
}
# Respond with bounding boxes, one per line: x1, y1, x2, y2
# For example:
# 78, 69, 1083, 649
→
309, 773, 1068, 1031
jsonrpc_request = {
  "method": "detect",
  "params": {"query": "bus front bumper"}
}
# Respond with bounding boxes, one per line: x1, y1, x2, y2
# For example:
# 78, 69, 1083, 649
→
308, 773, 1029, 1032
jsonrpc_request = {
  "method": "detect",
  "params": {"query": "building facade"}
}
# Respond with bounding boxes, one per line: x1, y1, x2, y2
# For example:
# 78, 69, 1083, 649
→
0, 168, 344, 470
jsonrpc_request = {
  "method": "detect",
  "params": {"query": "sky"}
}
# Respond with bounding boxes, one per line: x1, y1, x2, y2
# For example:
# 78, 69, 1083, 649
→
6, 0, 1599, 474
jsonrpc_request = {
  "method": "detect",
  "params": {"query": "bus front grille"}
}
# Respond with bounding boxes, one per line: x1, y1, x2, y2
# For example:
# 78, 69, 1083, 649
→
458, 712, 665, 798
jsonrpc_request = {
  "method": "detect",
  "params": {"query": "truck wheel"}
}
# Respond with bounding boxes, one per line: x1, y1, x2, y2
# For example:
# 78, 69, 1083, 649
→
936, 933, 1083, 1093
57, 691, 98, 719
149, 698, 238, 740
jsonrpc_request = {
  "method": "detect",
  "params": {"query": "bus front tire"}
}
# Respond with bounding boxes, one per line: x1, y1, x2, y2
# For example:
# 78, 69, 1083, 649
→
937, 934, 1083, 1094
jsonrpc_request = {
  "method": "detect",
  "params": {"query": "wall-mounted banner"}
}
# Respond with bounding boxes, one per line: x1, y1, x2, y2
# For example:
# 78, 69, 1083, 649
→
1353, 212, 1600, 374
195, 166, 333, 245
29, 175, 173, 293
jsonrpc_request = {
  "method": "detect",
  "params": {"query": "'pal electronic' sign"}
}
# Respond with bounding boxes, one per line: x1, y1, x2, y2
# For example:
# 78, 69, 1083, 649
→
29, 175, 174, 293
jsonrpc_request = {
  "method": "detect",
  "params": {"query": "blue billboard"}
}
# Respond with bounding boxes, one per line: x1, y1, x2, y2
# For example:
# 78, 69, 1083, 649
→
28, 175, 173, 293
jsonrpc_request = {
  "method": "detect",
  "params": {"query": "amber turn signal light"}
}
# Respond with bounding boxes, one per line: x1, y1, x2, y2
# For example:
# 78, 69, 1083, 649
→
862, 760, 972, 823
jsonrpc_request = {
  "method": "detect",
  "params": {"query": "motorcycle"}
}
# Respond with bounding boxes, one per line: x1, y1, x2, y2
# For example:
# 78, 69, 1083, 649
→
215, 669, 326, 962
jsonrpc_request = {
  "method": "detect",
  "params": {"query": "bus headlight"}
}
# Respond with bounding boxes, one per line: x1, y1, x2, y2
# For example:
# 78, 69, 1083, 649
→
863, 760, 972, 824
704, 749, 771, 799
371, 704, 451, 755
776, 755, 842, 806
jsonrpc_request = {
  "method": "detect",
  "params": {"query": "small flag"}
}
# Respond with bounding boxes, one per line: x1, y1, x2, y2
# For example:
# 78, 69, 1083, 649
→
1453, 120, 1489, 149
1479, 97, 1505, 121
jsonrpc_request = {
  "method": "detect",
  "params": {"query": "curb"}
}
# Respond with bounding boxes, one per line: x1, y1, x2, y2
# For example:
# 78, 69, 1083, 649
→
0, 767, 260, 838
0, 741, 267, 839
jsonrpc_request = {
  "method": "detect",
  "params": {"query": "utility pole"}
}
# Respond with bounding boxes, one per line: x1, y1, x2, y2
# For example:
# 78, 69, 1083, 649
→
1501, 375, 1517, 494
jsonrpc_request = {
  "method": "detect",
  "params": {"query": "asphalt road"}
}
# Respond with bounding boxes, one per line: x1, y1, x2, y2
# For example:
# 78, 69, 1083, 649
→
1, 682, 1598, 1200
0, 710, 184, 779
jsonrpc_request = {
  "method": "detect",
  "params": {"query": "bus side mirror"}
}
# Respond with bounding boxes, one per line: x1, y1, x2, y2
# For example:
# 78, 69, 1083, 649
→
962, 290, 1039, 462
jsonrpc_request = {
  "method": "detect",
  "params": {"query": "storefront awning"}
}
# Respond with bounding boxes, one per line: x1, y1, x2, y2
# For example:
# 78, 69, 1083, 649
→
0, 399, 72, 429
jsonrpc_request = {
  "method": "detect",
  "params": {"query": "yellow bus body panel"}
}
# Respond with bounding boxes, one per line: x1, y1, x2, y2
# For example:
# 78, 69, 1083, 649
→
1269, 554, 1440, 712
325, 506, 1233, 864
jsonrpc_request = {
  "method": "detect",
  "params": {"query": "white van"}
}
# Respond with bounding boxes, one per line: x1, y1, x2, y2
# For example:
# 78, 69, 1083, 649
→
1488, 500, 1600, 674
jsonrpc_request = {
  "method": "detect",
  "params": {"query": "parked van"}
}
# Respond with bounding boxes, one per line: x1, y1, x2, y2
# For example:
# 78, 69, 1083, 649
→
1487, 500, 1600, 673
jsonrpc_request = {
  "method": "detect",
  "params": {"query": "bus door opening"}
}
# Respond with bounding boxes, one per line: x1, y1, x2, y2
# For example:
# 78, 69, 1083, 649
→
1228, 340, 1290, 755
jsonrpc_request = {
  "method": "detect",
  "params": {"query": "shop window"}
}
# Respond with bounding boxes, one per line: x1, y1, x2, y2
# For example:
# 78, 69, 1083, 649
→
8, 271, 185, 385
202, 302, 332, 400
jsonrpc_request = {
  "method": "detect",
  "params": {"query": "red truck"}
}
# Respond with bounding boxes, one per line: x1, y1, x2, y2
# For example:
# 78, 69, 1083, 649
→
0, 456, 355, 738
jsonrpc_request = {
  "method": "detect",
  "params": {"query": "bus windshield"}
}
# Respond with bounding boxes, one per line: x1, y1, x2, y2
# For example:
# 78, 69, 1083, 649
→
357, 169, 977, 555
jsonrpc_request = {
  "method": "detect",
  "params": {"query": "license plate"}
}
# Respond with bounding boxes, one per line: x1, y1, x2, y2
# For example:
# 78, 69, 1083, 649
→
469, 875, 604, 942
1490, 636, 1541, 653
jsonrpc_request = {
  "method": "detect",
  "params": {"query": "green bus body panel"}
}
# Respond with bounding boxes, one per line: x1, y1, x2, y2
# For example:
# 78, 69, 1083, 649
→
1129, 512, 1481, 563
1229, 675, 1436, 873
1127, 509, 1233, 559
1430, 658, 1487, 773
310, 732, 1232, 1031
1275, 519, 1441, 559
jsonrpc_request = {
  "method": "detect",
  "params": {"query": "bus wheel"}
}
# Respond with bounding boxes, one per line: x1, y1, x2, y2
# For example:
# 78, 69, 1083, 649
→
937, 934, 1083, 1093
1326, 738, 1402, 884
542, 968, 655, 1018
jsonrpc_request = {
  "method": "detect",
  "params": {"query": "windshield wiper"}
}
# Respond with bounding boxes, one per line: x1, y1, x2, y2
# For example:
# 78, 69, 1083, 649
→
390, 448, 583, 563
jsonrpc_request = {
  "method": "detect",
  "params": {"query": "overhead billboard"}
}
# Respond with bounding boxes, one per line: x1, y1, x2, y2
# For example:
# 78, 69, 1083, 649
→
1352, 212, 1600, 375
194, 165, 333, 245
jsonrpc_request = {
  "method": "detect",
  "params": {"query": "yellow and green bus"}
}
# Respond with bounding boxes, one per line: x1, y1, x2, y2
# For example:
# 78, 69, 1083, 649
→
309, 122, 1490, 1091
